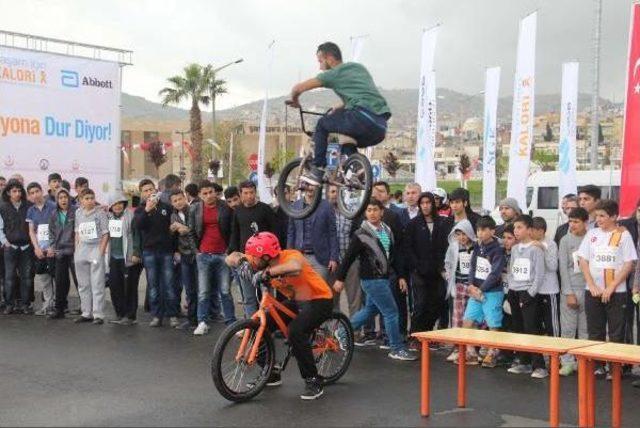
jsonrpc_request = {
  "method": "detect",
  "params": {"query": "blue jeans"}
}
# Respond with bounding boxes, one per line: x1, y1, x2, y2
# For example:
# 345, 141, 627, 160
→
196, 253, 235, 324
143, 250, 177, 318
312, 107, 387, 168
179, 255, 198, 325
4, 246, 34, 309
351, 278, 403, 352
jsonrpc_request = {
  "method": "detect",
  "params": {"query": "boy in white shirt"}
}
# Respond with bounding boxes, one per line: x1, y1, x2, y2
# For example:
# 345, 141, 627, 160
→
578, 200, 637, 350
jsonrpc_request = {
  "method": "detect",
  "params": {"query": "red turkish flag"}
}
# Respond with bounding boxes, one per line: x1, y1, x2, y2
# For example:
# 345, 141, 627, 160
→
620, 3, 640, 217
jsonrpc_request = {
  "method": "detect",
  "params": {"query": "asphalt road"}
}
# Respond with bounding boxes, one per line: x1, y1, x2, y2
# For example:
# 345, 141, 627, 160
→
1, 309, 640, 427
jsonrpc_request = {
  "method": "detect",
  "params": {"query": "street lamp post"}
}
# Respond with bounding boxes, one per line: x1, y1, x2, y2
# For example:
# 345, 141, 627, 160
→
174, 129, 191, 181
210, 58, 244, 143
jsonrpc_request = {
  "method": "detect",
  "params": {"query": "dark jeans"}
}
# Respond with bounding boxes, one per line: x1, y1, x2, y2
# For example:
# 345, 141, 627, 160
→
54, 254, 74, 314
143, 250, 177, 318
507, 290, 545, 369
312, 108, 387, 168
179, 255, 198, 325
585, 291, 626, 343
4, 246, 34, 309
410, 271, 446, 333
266, 299, 333, 380
196, 253, 235, 324
109, 258, 143, 320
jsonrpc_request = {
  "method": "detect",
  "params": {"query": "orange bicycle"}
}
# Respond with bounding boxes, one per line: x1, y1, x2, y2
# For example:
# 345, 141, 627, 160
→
211, 263, 354, 402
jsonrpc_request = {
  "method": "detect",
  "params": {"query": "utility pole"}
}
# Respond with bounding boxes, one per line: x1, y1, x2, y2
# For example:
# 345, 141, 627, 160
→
174, 129, 191, 181
590, 0, 602, 169
209, 58, 244, 144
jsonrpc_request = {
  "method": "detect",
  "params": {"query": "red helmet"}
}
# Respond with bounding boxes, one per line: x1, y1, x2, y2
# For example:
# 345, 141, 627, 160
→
245, 232, 281, 259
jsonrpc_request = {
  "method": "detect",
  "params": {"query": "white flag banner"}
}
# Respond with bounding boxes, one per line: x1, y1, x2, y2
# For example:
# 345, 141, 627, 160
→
482, 67, 501, 212
350, 36, 367, 62
506, 12, 537, 210
558, 62, 579, 205
257, 42, 275, 204
415, 27, 439, 191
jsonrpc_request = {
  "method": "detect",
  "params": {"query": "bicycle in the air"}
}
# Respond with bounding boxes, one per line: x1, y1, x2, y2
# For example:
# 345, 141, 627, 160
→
275, 103, 373, 220
211, 261, 355, 402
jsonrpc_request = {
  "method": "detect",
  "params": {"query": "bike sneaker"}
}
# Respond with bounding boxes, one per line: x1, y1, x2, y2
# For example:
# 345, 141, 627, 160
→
507, 364, 533, 375
388, 349, 418, 361
355, 333, 377, 347
149, 317, 162, 327
193, 321, 210, 336
300, 166, 325, 186
446, 350, 459, 362
266, 371, 282, 387
531, 368, 549, 379
300, 377, 324, 400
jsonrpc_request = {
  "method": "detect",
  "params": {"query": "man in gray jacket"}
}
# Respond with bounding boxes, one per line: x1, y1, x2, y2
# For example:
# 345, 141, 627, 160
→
558, 207, 589, 376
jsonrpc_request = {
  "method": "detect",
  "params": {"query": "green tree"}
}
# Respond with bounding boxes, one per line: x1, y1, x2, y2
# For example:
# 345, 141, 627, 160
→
159, 64, 210, 182
269, 147, 296, 173
147, 141, 167, 177
381, 151, 400, 177
203, 121, 248, 185
532, 148, 558, 171
458, 152, 471, 189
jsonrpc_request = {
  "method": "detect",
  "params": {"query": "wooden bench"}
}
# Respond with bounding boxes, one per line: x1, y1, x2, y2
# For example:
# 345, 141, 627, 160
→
412, 328, 602, 427
569, 342, 640, 428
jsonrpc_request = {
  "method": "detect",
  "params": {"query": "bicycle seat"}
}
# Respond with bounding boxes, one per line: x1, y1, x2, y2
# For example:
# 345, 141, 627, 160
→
328, 133, 357, 146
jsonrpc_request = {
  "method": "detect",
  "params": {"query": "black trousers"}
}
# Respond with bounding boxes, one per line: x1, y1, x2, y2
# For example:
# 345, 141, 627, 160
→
109, 258, 143, 320
507, 290, 545, 369
54, 254, 74, 314
585, 291, 626, 343
537, 293, 560, 337
267, 298, 333, 380
410, 271, 446, 333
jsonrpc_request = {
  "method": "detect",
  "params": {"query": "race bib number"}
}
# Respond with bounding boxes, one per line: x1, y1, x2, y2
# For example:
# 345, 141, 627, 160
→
78, 222, 98, 241
572, 251, 581, 274
475, 257, 491, 280
593, 246, 618, 269
458, 252, 471, 275
108, 219, 123, 238
36, 224, 49, 242
512, 258, 531, 282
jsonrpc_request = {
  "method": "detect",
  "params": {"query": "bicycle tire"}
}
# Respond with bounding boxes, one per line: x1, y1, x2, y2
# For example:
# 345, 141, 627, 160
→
275, 157, 322, 219
337, 153, 373, 220
313, 312, 355, 385
211, 319, 275, 402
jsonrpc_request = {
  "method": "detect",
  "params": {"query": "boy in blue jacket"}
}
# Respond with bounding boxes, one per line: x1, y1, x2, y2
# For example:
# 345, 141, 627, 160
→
462, 216, 506, 367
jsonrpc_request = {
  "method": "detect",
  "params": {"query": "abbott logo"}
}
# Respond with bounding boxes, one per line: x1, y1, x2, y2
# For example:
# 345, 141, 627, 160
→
61, 70, 79, 87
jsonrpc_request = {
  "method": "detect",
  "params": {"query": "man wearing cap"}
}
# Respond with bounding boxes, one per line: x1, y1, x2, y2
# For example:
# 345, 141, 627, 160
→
495, 197, 522, 239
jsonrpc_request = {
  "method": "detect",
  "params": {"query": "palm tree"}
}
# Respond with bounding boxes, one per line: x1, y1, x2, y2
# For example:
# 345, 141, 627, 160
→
159, 64, 210, 182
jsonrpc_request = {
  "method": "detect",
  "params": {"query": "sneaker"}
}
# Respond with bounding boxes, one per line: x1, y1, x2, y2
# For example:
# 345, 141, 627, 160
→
478, 347, 488, 358
559, 364, 576, 377
176, 320, 196, 330
266, 371, 282, 387
531, 368, 549, 379
74, 316, 93, 324
3, 306, 14, 315
193, 321, 210, 336
446, 350, 459, 362
594, 365, 607, 376
379, 339, 391, 350
300, 166, 325, 186
47, 312, 65, 320
354, 335, 377, 347
632, 379, 640, 388
92, 318, 104, 325
455, 353, 479, 366
388, 349, 419, 361
300, 377, 324, 400
149, 317, 162, 327
408, 338, 421, 351
108, 318, 123, 324
118, 318, 134, 326
169, 317, 180, 328
482, 350, 499, 368
21, 306, 33, 315
507, 364, 533, 375
34, 308, 47, 316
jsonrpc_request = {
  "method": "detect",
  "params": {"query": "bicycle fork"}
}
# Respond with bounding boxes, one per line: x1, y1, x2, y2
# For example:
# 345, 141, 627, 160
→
235, 311, 268, 365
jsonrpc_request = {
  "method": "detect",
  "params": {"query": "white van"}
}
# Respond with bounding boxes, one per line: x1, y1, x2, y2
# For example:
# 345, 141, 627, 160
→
526, 169, 620, 233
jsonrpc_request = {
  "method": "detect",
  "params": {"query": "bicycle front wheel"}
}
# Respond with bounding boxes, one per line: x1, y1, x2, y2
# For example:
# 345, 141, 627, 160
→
312, 312, 354, 385
211, 319, 275, 402
337, 153, 372, 219
276, 157, 322, 219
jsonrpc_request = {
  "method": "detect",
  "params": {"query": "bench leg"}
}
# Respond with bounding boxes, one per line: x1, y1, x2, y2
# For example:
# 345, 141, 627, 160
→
457, 344, 466, 408
421, 340, 430, 417
549, 354, 560, 427
611, 362, 622, 428
578, 357, 587, 427
587, 359, 596, 427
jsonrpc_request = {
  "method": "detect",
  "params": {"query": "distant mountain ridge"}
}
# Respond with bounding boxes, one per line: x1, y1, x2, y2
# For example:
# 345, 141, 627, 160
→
122, 89, 616, 129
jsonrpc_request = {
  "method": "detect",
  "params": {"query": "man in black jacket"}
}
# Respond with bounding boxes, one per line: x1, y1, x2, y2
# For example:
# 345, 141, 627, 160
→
228, 181, 276, 252
0, 180, 33, 314
403, 192, 452, 334
134, 179, 178, 328
334, 199, 416, 361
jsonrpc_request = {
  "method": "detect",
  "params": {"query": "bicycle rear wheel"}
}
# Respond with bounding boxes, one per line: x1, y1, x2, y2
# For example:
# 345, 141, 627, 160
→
312, 312, 354, 385
337, 153, 372, 220
276, 158, 322, 220
211, 319, 275, 402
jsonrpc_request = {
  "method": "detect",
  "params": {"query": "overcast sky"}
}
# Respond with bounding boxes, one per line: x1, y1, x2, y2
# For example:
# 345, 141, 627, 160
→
0, 0, 634, 109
